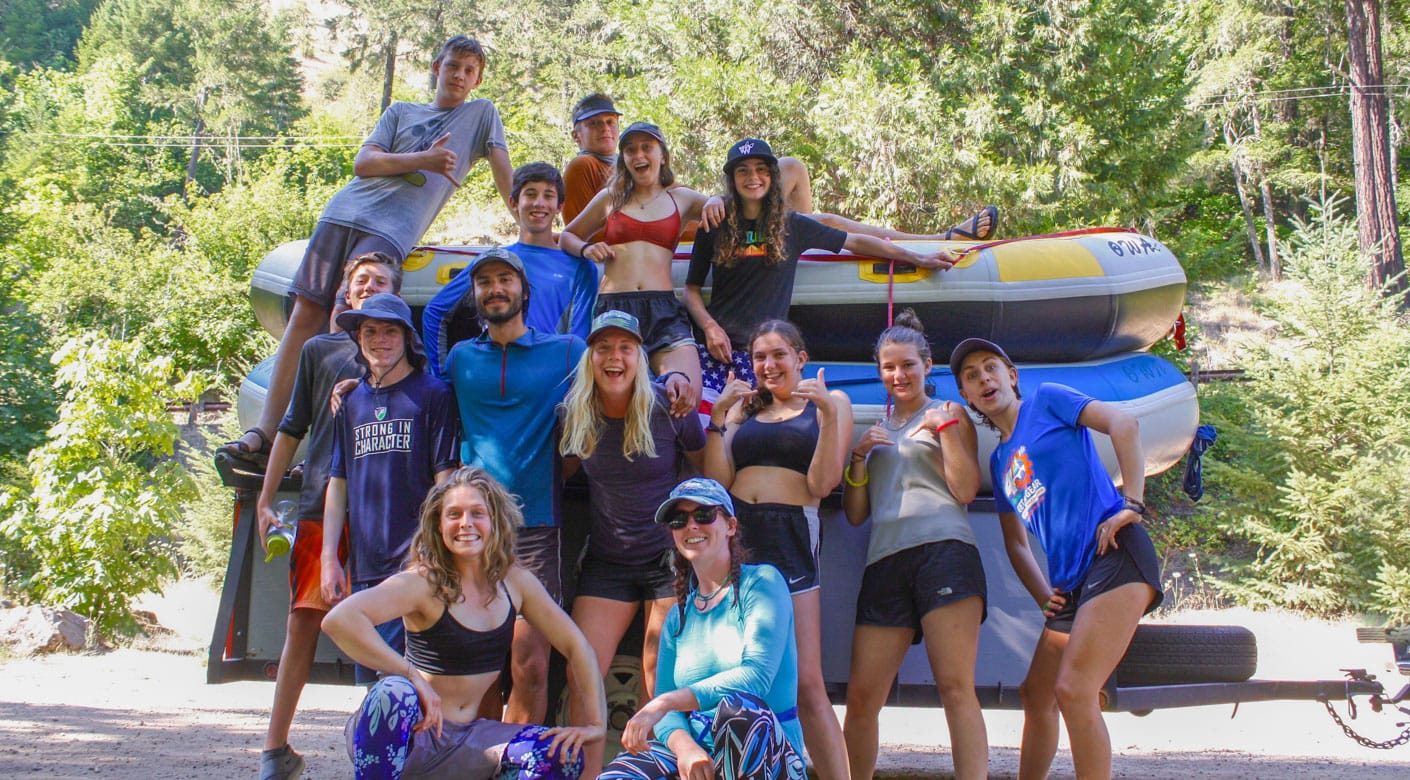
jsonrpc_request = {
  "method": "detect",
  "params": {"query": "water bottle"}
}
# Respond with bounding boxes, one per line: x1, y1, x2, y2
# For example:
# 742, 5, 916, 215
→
265, 500, 298, 562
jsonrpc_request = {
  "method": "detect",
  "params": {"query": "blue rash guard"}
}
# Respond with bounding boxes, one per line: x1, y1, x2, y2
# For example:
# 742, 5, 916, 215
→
655, 564, 803, 757
445, 329, 586, 528
422, 241, 599, 380
990, 382, 1125, 593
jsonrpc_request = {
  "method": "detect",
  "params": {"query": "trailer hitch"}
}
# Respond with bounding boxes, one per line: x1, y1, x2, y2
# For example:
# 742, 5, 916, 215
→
1319, 669, 1410, 749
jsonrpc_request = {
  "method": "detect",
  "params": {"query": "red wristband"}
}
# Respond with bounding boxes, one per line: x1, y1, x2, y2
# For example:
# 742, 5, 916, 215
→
934, 418, 960, 435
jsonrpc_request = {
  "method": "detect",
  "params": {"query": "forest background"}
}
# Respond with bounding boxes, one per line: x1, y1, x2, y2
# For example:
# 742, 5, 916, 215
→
0, 0, 1407, 637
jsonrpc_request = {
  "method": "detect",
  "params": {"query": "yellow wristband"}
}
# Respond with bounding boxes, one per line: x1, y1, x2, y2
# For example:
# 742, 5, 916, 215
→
843, 465, 868, 487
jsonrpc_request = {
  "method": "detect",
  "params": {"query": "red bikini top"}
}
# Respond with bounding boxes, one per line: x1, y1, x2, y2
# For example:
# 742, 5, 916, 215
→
603, 192, 682, 251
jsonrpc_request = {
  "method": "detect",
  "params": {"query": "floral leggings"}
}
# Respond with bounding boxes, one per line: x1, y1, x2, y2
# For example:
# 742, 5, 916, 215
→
599, 691, 806, 780
348, 675, 582, 780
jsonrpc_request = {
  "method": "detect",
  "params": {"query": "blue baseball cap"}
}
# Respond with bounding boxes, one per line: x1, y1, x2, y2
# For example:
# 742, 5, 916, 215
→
654, 477, 736, 524
588, 309, 642, 345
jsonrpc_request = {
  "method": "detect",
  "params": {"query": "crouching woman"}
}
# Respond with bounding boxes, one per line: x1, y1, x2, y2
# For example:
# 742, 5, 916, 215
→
323, 467, 606, 780
601, 477, 806, 780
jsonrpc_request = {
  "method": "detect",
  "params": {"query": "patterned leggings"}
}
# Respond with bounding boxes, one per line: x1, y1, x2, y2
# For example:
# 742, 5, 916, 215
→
349, 676, 582, 780
599, 691, 806, 780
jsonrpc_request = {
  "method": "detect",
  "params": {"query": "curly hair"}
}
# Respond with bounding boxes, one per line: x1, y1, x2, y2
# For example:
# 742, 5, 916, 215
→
714, 159, 788, 268
669, 516, 749, 637
408, 467, 521, 607
607, 132, 675, 214
558, 344, 659, 461
743, 319, 808, 417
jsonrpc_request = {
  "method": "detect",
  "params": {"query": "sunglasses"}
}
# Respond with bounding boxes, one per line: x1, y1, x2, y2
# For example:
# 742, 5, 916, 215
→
666, 506, 723, 530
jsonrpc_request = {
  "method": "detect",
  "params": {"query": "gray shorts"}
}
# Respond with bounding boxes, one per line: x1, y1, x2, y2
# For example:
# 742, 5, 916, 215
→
290, 220, 400, 310
516, 526, 563, 604
344, 712, 527, 780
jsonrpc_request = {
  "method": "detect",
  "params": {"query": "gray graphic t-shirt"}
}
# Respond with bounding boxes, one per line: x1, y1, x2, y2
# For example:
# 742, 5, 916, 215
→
320, 98, 507, 257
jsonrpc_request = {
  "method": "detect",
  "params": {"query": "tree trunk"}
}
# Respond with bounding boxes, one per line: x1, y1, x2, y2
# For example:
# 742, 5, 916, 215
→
1344, 0, 1406, 305
1225, 122, 1267, 273
1260, 179, 1280, 280
380, 31, 398, 113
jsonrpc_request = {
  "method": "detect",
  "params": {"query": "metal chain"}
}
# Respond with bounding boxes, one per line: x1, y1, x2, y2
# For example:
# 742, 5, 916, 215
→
1323, 700, 1410, 749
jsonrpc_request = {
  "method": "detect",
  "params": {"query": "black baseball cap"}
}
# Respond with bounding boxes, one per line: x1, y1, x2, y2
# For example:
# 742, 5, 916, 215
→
724, 138, 777, 173
949, 337, 1014, 378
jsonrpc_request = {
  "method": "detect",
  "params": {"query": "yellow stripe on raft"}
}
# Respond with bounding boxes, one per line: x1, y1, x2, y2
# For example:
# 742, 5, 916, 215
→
993, 241, 1104, 282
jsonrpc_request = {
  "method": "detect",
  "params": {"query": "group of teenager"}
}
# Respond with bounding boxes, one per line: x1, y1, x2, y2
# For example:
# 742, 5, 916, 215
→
232, 34, 1164, 780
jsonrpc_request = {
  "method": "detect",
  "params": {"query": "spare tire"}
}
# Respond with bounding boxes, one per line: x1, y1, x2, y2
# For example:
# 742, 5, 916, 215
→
1115, 624, 1257, 685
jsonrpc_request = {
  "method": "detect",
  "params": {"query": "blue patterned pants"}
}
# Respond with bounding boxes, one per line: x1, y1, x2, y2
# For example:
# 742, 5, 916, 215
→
347, 675, 583, 780
599, 691, 805, 780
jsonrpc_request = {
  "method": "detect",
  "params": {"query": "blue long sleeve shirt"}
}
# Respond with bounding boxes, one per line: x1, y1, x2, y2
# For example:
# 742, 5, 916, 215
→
654, 564, 803, 756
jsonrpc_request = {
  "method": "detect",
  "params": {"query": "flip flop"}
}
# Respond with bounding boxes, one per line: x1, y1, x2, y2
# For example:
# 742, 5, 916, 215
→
216, 427, 271, 472
942, 205, 1000, 241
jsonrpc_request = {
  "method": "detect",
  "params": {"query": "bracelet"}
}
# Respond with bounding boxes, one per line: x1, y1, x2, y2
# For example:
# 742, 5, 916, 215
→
578, 241, 596, 259
933, 418, 960, 436
657, 370, 688, 386
706, 420, 727, 435
850, 451, 866, 462
1121, 495, 1147, 515
843, 463, 869, 487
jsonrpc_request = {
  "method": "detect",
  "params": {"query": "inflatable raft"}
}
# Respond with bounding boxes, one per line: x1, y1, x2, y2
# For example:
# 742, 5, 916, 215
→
235, 350, 1196, 494
248, 229, 1185, 363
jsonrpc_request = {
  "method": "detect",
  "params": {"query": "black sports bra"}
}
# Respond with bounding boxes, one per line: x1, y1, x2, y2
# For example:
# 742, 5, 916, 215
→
406, 583, 515, 676
731, 402, 819, 476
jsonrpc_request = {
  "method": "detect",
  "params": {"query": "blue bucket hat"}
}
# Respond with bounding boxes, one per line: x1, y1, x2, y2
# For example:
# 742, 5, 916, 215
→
336, 293, 427, 367
654, 477, 736, 524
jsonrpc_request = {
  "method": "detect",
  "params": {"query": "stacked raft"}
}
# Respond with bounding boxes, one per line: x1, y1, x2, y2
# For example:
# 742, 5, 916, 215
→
240, 228, 1195, 488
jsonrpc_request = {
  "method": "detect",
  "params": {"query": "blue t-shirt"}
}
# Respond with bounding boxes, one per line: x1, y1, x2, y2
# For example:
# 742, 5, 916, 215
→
446, 329, 586, 528
329, 370, 460, 585
422, 241, 599, 380
654, 564, 802, 757
990, 383, 1124, 593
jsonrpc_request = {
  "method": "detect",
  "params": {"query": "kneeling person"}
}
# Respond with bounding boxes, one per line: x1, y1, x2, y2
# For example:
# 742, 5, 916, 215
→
324, 467, 606, 780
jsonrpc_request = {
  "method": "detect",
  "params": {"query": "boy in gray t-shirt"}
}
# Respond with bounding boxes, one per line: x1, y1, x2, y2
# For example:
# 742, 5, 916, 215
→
220, 35, 512, 471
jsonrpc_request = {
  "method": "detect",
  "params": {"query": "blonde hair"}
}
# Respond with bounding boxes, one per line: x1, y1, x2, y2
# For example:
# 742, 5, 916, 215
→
408, 467, 520, 607
558, 345, 659, 461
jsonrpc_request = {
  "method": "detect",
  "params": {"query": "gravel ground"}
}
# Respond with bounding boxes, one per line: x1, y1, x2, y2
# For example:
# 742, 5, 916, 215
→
1, 580, 1407, 778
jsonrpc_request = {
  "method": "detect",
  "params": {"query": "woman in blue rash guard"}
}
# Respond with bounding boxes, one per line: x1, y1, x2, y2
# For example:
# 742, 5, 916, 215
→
600, 477, 806, 780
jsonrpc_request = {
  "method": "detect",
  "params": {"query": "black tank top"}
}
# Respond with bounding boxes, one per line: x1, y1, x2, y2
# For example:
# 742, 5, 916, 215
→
731, 402, 820, 476
406, 583, 515, 676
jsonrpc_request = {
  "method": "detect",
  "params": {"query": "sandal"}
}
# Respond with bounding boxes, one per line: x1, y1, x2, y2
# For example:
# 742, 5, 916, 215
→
942, 205, 999, 241
216, 427, 271, 472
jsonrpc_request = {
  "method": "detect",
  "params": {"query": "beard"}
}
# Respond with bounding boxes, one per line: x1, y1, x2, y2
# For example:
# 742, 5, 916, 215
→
479, 294, 524, 324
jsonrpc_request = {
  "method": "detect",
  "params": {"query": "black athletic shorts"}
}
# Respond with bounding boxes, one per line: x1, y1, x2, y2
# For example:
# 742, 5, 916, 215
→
855, 540, 988, 643
575, 550, 676, 603
1045, 522, 1164, 634
733, 498, 820, 594
595, 291, 695, 357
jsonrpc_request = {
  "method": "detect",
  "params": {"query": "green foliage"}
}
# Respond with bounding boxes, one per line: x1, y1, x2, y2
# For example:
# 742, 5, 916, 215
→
1193, 198, 1410, 615
175, 417, 238, 586
0, 0, 99, 70
0, 334, 196, 635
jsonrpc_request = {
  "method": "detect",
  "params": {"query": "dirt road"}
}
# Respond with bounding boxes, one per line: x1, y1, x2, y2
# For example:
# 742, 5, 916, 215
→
1, 580, 1407, 778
